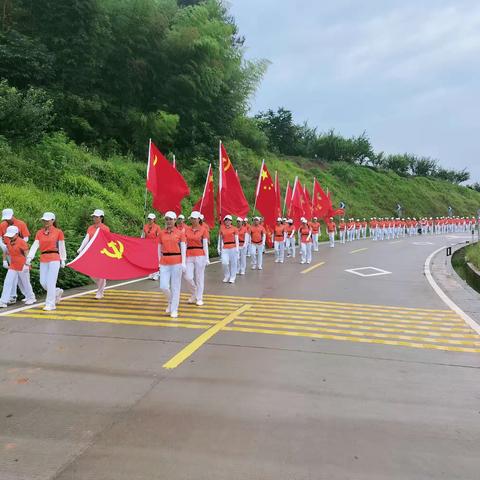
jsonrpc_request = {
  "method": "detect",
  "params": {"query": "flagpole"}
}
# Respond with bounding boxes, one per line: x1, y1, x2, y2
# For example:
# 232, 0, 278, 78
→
289, 177, 298, 217
143, 138, 152, 220
218, 140, 222, 220
253, 159, 265, 214
173, 153, 176, 169
199, 164, 211, 213
283, 180, 289, 216
312, 178, 315, 210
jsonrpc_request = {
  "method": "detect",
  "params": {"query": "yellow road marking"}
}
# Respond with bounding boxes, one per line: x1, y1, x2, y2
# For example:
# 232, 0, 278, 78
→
163, 304, 252, 369
223, 326, 480, 353
300, 261, 325, 274
349, 248, 368, 254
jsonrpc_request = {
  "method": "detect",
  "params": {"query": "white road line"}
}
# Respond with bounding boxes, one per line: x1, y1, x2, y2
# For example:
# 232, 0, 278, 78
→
424, 246, 480, 335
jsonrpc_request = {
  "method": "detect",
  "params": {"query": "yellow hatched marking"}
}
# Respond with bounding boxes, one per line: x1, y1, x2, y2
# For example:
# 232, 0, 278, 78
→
350, 248, 368, 254
163, 304, 253, 369
223, 326, 480, 354
300, 262, 325, 274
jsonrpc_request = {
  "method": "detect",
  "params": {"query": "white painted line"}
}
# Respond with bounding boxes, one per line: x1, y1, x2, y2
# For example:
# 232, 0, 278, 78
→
425, 246, 480, 335
413, 241, 434, 246
345, 267, 392, 277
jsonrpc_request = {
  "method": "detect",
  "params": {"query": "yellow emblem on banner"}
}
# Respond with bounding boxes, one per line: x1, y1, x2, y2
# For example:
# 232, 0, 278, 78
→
101, 241, 124, 259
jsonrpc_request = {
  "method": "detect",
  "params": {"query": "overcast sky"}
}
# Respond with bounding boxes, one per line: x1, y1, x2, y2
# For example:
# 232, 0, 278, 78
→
229, 0, 480, 182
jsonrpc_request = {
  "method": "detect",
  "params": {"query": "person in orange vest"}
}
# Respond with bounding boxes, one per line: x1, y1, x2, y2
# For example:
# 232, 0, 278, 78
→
298, 218, 312, 264
361, 218, 367, 239
326, 217, 337, 247
273, 217, 286, 263
339, 218, 347, 244
250, 216, 266, 270
26, 212, 67, 311
175, 214, 186, 234
184, 211, 209, 306
369, 217, 377, 240
158, 211, 186, 318
1, 208, 30, 304
218, 215, 239, 283
236, 217, 250, 275
285, 219, 296, 258
141, 213, 162, 281
310, 217, 321, 251
347, 218, 355, 242
1, 226, 36, 307
243, 217, 252, 257
77, 209, 110, 299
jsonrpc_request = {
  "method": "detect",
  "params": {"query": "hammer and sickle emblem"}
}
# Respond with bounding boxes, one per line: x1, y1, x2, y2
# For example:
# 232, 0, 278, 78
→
101, 241, 124, 259
153, 155, 158, 166
223, 155, 232, 171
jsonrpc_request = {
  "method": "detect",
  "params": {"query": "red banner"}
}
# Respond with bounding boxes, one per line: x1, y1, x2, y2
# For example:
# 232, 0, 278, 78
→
193, 164, 215, 227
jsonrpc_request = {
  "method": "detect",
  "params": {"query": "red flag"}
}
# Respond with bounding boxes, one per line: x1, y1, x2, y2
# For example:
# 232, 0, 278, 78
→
274, 171, 282, 218
303, 184, 313, 219
193, 164, 215, 228
68, 229, 159, 280
289, 177, 306, 227
218, 142, 249, 219
255, 160, 277, 229
312, 178, 344, 220
284, 181, 292, 216
146, 141, 190, 214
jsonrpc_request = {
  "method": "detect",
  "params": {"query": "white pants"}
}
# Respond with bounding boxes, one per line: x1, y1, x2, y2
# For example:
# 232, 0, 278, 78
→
312, 233, 319, 251
340, 230, 346, 244
1, 269, 35, 304
300, 242, 312, 263
221, 248, 238, 281
185, 256, 207, 302
328, 232, 335, 247
347, 230, 354, 242
4, 254, 19, 300
274, 241, 285, 263
159, 264, 183, 313
93, 278, 106, 296
251, 244, 263, 269
39, 261, 61, 308
286, 237, 296, 257
238, 245, 248, 274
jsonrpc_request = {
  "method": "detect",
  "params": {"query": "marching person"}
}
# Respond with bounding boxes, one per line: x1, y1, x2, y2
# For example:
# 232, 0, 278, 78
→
1, 226, 36, 307
310, 217, 321, 251
285, 219, 296, 258
26, 212, 66, 311
142, 213, 162, 281
1, 208, 30, 304
218, 215, 239, 283
243, 217, 252, 257
361, 218, 368, 239
158, 211, 186, 318
184, 211, 209, 306
176, 214, 186, 234
250, 216, 266, 270
237, 217, 250, 275
298, 218, 312, 264
326, 217, 337, 248
355, 219, 362, 240
347, 218, 355, 242
77, 209, 110, 299
339, 218, 347, 244
273, 217, 286, 263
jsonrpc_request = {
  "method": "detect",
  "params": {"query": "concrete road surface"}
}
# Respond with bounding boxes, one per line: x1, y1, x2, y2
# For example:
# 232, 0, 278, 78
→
1, 233, 479, 480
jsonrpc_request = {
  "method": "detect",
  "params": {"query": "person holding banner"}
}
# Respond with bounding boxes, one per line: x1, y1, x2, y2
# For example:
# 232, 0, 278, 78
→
184, 211, 209, 306
158, 211, 186, 318
218, 215, 239, 283
298, 218, 312, 264
250, 217, 266, 270
77, 209, 110, 299
26, 212, 66, 311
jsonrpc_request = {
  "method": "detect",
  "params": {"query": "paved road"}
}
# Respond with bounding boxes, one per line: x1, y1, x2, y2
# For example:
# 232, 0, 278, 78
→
1, 233, 479, 479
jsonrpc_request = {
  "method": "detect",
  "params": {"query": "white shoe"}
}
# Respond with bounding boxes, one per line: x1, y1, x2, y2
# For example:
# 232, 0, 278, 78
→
258, 266, 263, 270
24, 298, 36, 305
7, 297, 17, 305
187, 295, 196, 304
307, 261, 311, 264
0, 303, 8, 308
229, 279, 235, 284
196, 300, 204, 306
170, 311, 178, 318
251, 266, 257, 270
43, 305, 56, 311
95, 292, 104, 300
300, 260, 305, 264
55, 288, 63, 303
223, 277, 229, 283
165, 306, 171, 314
21, 298, 27, 303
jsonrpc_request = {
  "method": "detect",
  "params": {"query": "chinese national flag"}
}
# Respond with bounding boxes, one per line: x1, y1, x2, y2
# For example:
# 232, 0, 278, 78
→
255, 160, 277, 229
289, 177, 306, 227
284, 181, 292, 216
68, 229, 159, 280
218, 142, 249, 219
193, 164, 215, 228
303, 184, 313, 219
274, 171, 282, 218
146, 141, 190, 214
312, 178, 344, 220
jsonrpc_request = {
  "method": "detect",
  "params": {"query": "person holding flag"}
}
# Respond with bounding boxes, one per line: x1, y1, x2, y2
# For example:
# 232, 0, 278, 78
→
250, 216, 266, 270
218, 215, 239, 283
298, 218, 312, 264
184, 211, 209, 306
158, 211, 186, 318
77, 209, 110, 299
273, 217, 286, 263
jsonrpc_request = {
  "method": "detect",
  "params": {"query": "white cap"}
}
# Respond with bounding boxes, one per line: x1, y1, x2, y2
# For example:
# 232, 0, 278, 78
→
164, 211, 177, 220
200, 213, 205, 220
91, 209, 105, 217
178, 214, 185, 220
301, 218, 308, 223
313, 216, 318, 220
189, 211, 202, 219
147, 213, 156, 220
253, 216, 261, 221
288, 218, 293, 223
236, 217, 243, 222
41, 212, 56, 221
223, 215, 232, 221
4, 225, 19, 237
277, 217, 282, 222
243, 217, 249, 222
1, 208, 13, 221
282, 217, 287, 222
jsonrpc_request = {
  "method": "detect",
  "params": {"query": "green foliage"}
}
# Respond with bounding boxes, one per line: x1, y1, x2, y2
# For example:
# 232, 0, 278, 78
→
466, 242, 480, 271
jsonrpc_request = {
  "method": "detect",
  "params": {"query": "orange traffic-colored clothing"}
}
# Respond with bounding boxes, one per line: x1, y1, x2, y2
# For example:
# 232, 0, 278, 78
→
0, 218, 30, 240
299, 225, 312, 243
237, 225, 248, 246
87, 223, 110, 238
285, 225, 295, 236
4, 237, 29, 271
274, 224, 285, 240
310, 221, 320, 233
158, 228, 186, 265
219, 225, 238, 249
250, 225, 266, 244
34, 227, 65, 263
326, 222, 336, 233
185, 225, 209, 257
143, 223, 161, 240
